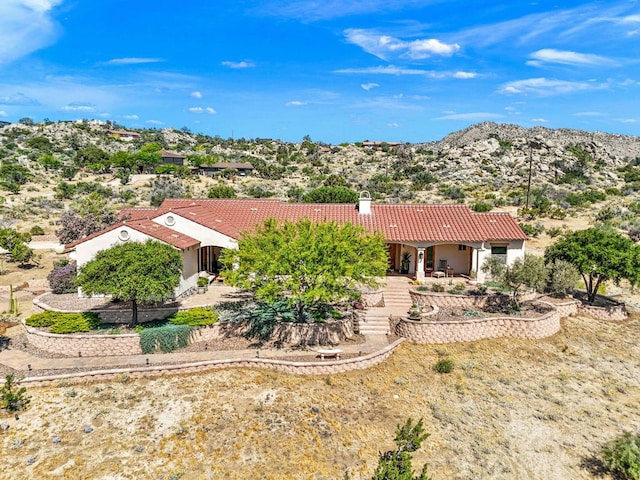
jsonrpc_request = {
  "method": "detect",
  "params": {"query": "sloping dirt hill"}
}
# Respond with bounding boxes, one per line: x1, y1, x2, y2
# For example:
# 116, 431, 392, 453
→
1, 314, 639, 479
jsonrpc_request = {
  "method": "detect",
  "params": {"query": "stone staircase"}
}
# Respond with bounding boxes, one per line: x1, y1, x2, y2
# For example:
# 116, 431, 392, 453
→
359, 276, 414, 336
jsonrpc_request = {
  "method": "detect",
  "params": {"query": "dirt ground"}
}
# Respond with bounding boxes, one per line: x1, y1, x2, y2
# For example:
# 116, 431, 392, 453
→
0, 312, 637, 480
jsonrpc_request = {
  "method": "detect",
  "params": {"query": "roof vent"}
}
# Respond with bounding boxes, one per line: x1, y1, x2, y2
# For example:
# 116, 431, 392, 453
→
358, 191, 372, 215
250, 208, 258, 211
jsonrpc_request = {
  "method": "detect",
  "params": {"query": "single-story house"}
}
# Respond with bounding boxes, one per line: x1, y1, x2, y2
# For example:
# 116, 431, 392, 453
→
66, 192, 527, 298
159, 150, 185, 166
108, 130, 141, 141
198, 162, 254, 176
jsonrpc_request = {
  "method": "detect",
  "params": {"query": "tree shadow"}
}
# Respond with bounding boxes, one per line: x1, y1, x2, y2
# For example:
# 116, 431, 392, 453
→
579, 455, 617, 479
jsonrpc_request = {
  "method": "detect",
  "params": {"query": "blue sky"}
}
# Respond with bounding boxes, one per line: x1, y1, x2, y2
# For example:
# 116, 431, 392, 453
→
0, 0, 638, 144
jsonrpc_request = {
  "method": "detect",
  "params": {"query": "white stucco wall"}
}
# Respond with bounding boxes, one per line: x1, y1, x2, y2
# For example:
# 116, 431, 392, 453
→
153, 213, 238, 249
74, 226, 197, 298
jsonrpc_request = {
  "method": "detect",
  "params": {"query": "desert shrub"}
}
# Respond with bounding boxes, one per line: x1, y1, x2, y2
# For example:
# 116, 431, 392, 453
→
471, 201, 492, 212
519, 222, 544, 237
168, 307, 219, 326
149, 178, 186, 207
1, 374, 30, 412
600, 432, 640, 480
207, 185, 237, 198
431, 284, 445, 293
629, 201, 640, 214
548, 259, 581, 297
29, 225, 45, 236
449, 283, 465, 295
433, 358, 455, 374
416, 285, 429, 292
25, 311, 59, 327
139, 324, 193, 353
546, 226, 563, 238
47, 260, 77, 294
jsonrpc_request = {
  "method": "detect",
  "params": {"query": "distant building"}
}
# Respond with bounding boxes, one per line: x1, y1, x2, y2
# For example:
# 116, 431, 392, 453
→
198, 162, 254, 177
108, 129, 141, 141
361, 141, 401, 149
159, 150, 185, 166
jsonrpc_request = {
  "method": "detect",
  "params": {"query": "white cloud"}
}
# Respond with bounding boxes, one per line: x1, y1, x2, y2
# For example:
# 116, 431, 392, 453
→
345, 29, 459, 61
498, 78, 602, 96
531, 118, 549, 123
146, 119, 164, 125
453, 71, 477, 79
122, 114, 139, 120
0, 111, 8, 117
60, 102, 96, 112
0, 92, 39, 105
573, 111, 606, 117
615, 117, 637, 123
258, 0, 427, 21
106, 57, 165, 65
435, 112, 504, 121
527, 49, 616, 67
285, 101, 307, 107
188, 106, 216, 114
336, 65, 433, 76
191, 91, 203, 99
221, 60, 255, 69
0, 0, 63, 64
361, 83, 379, 91
387, 122, 399, 128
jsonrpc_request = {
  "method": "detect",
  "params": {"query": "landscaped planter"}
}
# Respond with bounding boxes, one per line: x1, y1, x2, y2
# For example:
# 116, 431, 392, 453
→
394, 308, 561, 344
270, 318, 355, 345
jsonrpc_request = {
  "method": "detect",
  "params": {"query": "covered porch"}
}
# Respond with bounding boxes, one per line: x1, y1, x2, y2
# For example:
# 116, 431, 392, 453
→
387, 242, 486, 282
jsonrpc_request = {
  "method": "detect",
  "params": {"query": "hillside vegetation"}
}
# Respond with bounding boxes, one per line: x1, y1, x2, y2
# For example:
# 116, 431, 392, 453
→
1, 120, 640, 238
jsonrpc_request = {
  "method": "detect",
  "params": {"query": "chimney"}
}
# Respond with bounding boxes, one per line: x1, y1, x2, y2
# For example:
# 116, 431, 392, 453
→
358, 191, 372, 215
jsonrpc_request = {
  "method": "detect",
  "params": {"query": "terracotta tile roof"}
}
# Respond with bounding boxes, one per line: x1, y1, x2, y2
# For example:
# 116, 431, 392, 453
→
158, 199, 526, 243
66, 219, 199, 250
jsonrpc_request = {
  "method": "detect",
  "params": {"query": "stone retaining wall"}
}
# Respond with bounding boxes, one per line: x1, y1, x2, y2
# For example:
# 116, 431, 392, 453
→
393, 309, 561, 344
32, 296, 178, 324
578, 303, 627, 321
23, 320, 142, 356
409, 290, 488, 308
360, 289, 384, 307
22, 339, 406, 386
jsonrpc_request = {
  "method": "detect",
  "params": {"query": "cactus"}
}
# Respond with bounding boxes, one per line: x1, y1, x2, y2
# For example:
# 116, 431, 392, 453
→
8, 285, 19, 316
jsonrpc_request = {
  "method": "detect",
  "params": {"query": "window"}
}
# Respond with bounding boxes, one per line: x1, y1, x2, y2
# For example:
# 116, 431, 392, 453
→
425, 246, 434, 270
458, 244, 467, 251
491, 245, 507, 263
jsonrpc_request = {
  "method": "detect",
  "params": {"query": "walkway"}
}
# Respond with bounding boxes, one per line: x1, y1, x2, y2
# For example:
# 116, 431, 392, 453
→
359, 275, 414, 335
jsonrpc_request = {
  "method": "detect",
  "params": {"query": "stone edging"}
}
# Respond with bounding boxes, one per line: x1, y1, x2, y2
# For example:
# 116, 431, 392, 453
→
20, 338, 406, 386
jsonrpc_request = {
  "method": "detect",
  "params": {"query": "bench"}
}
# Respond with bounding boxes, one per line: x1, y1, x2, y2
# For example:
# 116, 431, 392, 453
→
315, 348, 343, 360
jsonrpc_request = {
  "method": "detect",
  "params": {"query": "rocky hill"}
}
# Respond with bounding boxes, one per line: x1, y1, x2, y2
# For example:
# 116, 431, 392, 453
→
1, 119, 639, 238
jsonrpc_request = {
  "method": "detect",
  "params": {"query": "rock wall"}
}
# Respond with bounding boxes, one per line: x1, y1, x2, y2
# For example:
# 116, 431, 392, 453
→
23, 339, 407, 386
394, 310, 561, 344
23, 321, 142, 356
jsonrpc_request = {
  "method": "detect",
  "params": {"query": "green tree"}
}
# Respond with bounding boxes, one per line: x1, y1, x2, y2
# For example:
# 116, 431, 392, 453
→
302, 186, 358, 204
221, 219, 388, 321
75, 147, 110, 171
0, 163, 31, 193
207, 185, 237, 198
76, 240, 182, 325
38, 153, 63, 171
1, 374, 31, 412
482, 254, 548, 309
0, 228, 33, 266
372, 418, 432, 480
135, 142, 162, 170
545, 225, 640, 303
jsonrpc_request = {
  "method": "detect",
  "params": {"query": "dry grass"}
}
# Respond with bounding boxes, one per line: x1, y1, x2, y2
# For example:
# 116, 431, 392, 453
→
1, 314, 639, 479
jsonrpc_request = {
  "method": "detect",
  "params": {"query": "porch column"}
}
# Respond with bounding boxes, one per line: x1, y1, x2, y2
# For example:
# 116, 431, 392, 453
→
475, 243, 487, 283
416, 247, 425, 281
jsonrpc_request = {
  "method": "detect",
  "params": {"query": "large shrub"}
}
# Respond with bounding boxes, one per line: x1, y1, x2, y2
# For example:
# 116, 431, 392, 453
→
139, 324, 193, 353
26, 311, 101, 333
47, 260, 77, 294
600, 432, 640, 480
